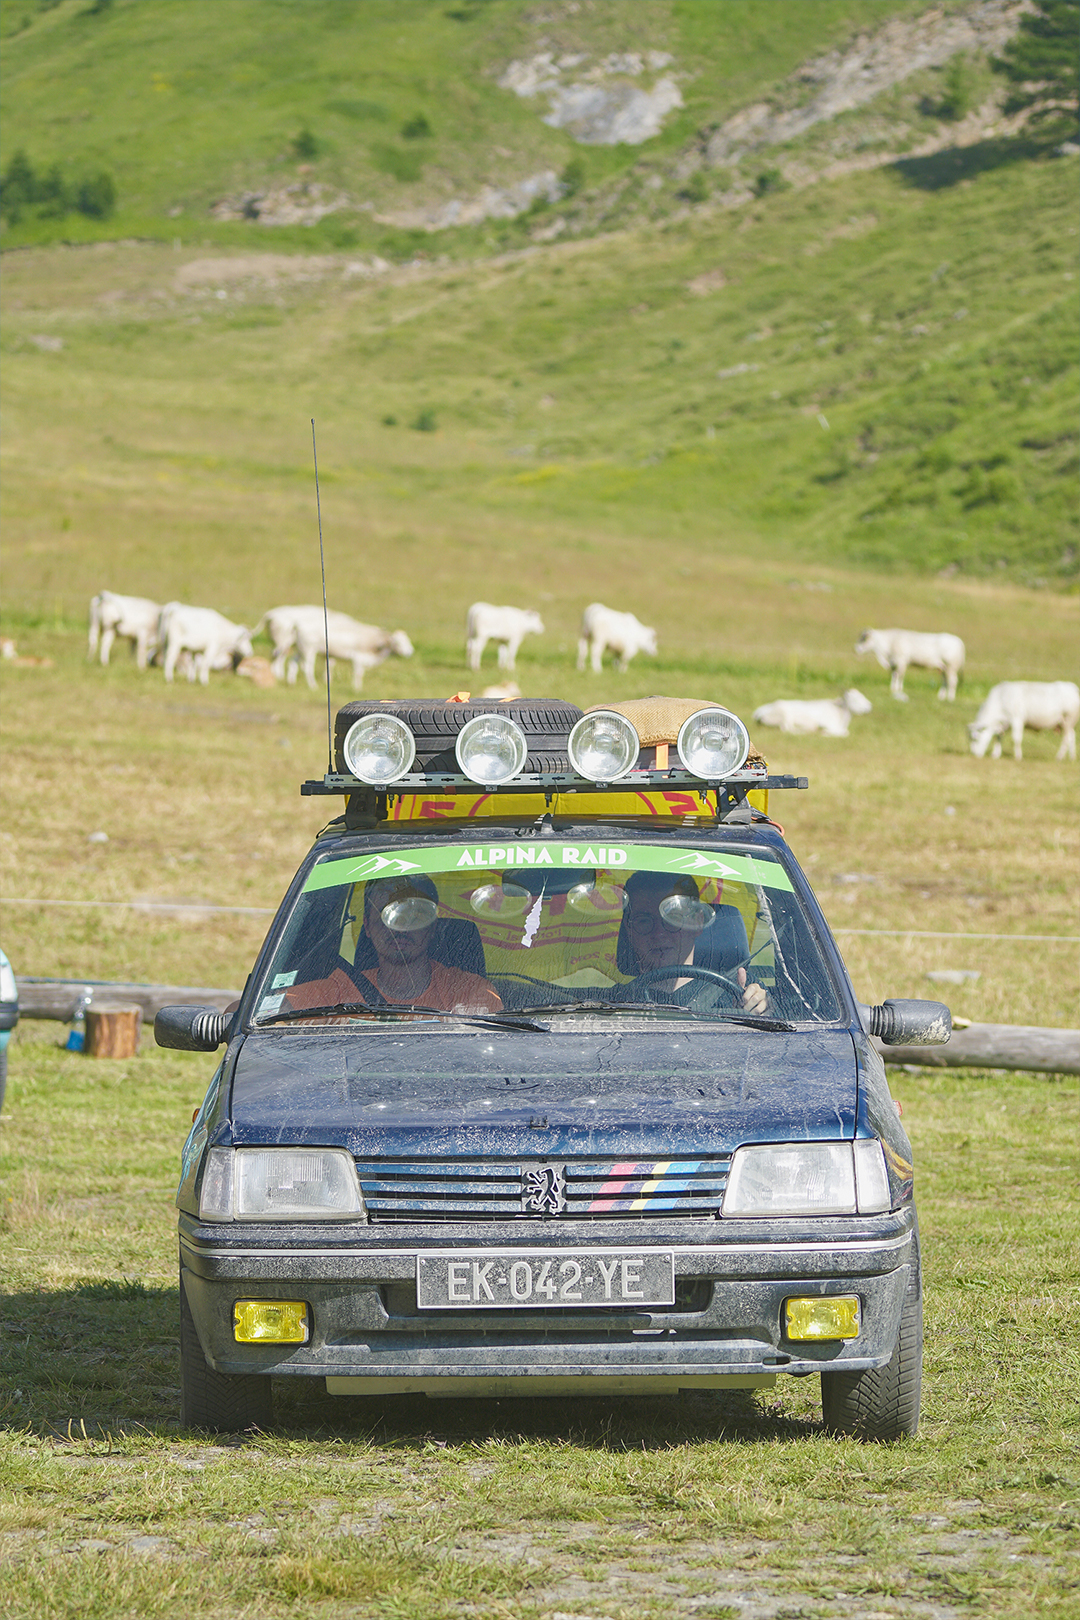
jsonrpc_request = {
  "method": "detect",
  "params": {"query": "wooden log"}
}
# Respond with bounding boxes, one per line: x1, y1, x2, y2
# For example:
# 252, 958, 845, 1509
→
84, 1001, 142, 1059
876, 1023, 1080, 1075
15, 978, 242, 1022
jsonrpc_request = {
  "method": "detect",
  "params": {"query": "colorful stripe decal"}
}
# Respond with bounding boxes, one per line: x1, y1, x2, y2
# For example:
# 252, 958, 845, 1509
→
587, 1159, 710, 1213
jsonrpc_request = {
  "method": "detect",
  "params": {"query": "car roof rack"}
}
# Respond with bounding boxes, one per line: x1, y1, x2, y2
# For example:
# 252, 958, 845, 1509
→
302, 769, 808, 828
301, 696, 808, 825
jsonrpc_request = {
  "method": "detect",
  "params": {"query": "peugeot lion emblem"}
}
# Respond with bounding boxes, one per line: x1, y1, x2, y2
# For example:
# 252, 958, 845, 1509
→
523, 1166, 565, 1214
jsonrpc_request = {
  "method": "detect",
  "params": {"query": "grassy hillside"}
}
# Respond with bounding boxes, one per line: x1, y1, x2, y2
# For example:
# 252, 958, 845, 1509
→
2, 148, 1076, 597
0, 0, 937, 249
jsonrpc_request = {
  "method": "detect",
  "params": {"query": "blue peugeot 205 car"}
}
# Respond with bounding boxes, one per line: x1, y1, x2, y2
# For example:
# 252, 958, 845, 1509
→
158, 696, 949, 1440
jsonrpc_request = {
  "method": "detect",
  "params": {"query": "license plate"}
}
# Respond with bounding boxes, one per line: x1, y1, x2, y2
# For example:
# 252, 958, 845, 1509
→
416, 1250, 675, 1310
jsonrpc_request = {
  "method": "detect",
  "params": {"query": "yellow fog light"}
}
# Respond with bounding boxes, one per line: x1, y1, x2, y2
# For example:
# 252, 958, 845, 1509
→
784, 1296, 860, 1341
233, 1300, 309, 1344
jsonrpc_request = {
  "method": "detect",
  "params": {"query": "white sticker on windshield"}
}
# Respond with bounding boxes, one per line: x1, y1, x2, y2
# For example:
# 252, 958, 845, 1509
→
258, 992, 285, 1018
521, 893, 543, 949
272, 971, 298, 989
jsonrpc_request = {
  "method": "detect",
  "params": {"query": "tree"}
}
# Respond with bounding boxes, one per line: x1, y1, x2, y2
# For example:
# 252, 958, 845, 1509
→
993, 0, 1079, 131
0, 148, 35, 223
75, 170, 116, 218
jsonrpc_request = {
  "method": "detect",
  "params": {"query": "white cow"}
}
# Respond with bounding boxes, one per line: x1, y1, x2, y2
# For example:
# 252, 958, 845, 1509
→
88, 591, 161, 668
159, 602, 254, 684
576, 603, 658, 674
465, 603, 544, 672
753, 689, 873, 737
968, 681, 1079, 760
257, 606, 413, 690
855, 627, 965, 701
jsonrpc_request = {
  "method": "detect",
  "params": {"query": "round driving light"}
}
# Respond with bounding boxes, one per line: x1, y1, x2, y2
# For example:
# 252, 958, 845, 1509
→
342, 713, 416, 785
454, 713, 529, 786
380, 894, 438, 932
567, 710, 640, 783
676, 707, 750, 779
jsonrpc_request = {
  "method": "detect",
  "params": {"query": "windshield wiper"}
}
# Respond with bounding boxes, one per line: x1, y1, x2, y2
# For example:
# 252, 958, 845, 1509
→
533, 1000, 796, 1030
256, 1002, 550, 1034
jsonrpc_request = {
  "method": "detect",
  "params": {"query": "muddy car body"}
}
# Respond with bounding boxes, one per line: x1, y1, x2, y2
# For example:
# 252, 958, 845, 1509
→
162, 697, 948, 1438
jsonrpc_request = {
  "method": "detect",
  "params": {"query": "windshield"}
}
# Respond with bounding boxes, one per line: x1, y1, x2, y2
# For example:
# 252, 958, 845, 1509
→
253, 837, 843, 1026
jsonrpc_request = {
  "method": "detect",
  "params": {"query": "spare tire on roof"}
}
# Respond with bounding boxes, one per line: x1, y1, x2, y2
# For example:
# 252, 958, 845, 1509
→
334, 698, 583, 776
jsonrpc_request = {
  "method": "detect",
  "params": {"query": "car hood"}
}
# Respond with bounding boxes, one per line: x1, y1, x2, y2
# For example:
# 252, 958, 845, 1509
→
228, 1027, 858, 1158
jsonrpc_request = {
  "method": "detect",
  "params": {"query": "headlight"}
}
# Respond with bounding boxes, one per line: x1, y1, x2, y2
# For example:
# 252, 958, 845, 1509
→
567, 710, 640, 782
454, 713, 529, 785
676, 707, 750, 779
198, 1147, 364, 1222
342, 714, 416, 785
723, 1143, 856, 1217
853, 1138, 891, 1212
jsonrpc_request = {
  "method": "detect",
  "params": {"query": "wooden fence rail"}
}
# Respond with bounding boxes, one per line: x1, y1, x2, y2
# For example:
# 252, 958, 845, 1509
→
15, 978, 241, 1022
873, 1023, 1079, 1074
13, 979, 1079, 1073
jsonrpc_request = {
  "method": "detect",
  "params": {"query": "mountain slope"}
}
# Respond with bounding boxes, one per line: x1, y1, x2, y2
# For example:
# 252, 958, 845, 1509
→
0, 0, 1029, 251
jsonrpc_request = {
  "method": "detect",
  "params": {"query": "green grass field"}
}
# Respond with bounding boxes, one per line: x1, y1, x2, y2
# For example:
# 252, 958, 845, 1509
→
1, 1041, 1077, 1618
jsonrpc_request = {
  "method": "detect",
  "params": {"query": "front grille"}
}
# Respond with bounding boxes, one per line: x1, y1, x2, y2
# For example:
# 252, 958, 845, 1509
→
356, 1157, 731, 1222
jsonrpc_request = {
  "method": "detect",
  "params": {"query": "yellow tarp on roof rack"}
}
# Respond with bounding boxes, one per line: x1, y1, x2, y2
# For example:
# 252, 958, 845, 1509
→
385, 787, 769, 822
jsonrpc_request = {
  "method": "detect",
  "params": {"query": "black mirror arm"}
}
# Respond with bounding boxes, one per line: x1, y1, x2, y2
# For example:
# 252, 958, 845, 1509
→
154, 1005, 235, 1052
863, 998, 952, 1046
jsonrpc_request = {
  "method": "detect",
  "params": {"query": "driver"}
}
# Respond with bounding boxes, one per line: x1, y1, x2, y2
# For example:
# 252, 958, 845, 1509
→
618, 872, 768, 1014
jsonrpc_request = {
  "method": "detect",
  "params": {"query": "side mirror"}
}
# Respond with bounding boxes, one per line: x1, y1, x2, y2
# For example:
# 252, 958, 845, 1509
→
155, 1005, 232, 1052
863, 999, 952, 1046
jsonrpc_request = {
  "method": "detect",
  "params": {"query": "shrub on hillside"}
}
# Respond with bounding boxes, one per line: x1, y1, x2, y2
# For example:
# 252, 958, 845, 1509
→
754, 168, 788, 197
679, 170, 711, 203
560, 157, 587, 198
291, 127, 320, 161
0, 149, 117, 224
931, 56, 975, 121
994, 0, 1079, 136
75, 170, 116, 218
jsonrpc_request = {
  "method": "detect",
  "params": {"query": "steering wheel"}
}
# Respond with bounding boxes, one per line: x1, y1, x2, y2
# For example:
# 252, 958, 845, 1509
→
632, 964, 744, 1002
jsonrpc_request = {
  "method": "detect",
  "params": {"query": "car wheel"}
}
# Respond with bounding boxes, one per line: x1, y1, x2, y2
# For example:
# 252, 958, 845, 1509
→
180, 1271, 274, 1433
820, 1239, 922, 1442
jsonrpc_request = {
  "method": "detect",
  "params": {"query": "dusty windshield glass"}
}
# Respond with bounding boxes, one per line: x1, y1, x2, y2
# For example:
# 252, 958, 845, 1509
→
255, 838, 842, 1025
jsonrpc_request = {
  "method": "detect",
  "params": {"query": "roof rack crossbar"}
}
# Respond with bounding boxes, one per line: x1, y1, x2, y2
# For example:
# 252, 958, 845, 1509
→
302, 771, 808, 797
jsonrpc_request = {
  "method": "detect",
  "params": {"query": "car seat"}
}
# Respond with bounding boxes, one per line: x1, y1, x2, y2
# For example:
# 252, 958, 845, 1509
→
615, 903, 749, 977
692, 905, 750, 976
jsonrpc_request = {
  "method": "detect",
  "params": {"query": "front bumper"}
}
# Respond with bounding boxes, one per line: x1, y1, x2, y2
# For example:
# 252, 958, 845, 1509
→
180, 1208, 916, 1392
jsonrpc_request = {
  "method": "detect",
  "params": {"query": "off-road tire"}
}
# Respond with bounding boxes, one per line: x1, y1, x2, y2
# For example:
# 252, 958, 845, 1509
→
179, 1271, 273, 1433
820, 1237, 922, 1442
334, 698, 582, 776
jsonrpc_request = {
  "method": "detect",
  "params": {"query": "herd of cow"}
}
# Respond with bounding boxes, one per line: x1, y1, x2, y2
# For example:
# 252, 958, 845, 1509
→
87, 590, 1078, 763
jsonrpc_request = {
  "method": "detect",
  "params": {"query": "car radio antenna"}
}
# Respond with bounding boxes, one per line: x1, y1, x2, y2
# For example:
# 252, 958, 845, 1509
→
310, 418, 333, 774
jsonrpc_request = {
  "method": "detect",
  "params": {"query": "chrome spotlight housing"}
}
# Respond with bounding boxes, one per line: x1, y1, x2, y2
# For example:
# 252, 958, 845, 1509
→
567, 710, 640, 783
342, 713, 416, 785
676, 707, 750, 779
454, 713, 529, 786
